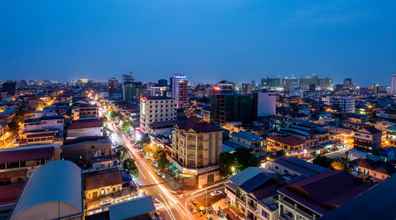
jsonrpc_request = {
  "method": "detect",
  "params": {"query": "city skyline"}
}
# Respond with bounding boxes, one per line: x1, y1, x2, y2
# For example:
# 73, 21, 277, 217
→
1, 0, 396, 85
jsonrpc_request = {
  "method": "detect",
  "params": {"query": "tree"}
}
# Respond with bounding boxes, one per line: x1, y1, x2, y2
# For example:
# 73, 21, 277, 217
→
313, 155, 333, 168
154, 150, 170, 170
118, 147, 129, 161
121, 120, 132, 133
219, 152, 235, 176
123, 158, 138, 176
219, 148, 259, 176
234, 147, 259, 169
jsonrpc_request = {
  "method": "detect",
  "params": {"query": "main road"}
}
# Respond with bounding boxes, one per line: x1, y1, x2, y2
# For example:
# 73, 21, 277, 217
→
108, 121, 193, 220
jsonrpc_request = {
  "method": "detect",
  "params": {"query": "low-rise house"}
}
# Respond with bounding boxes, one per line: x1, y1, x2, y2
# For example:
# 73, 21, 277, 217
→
62, 136, 112, 165
266, 135, 306, 154
355, 159, 396, 181
23, 114, 64, 132
109, 196, 156, 220
278, 171, 370, 220
67, 119, 103, 139
230, 131, 264, 152
264, 157, 329, 179
0, 144, 61, 184
72, 101, 98, 121
84, 168, 123, 201
225, 167, 284, 220
19, 128, 63, 145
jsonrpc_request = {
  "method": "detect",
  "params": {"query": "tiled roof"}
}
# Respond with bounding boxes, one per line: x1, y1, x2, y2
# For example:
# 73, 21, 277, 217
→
278, 171, 370, 215
268, 135, 305, 146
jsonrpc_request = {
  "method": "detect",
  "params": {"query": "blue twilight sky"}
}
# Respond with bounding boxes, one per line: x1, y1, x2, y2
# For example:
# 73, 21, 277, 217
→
1, 0, 396, 85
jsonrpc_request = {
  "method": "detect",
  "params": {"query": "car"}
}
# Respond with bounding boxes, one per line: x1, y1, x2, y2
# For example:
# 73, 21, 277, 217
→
210, 190, 223, 197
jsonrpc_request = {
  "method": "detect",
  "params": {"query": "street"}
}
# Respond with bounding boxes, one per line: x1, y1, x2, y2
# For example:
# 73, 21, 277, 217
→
108, 121, 193, 220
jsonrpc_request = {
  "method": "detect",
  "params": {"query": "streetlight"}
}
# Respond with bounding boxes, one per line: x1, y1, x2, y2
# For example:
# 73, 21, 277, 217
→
230, 166, 236, 175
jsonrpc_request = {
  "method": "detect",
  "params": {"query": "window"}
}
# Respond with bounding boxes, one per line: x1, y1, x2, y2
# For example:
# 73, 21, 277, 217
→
262, 210, 269, 218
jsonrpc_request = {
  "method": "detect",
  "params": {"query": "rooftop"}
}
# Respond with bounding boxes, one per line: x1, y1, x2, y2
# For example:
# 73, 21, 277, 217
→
273, 157, 329, 177
356, 159, 396, 175
321, 174, 396, 220
268, 135, 306, 146
278, 171, 370, 215
69, 119, 102, 129
11, 160, 82, 219
232, 131, 263, 142
109, 196, 155, 220
176, 118, 222, 133
84, 168, 123, 190
63, 135, 110, 145
0, 144, 58, 163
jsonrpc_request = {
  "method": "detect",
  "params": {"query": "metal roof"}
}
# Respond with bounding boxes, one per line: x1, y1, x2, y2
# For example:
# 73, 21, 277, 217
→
109, 196, 155, 220
11, 160, 82, 219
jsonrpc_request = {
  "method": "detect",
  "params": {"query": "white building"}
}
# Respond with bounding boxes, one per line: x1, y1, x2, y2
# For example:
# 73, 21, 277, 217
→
391, 74, 396, 95
170, 74, 188, 109
67, 119, 103, 139
257, 92, 277, 117
139, 96, 176, 133
23, 114, 64, 132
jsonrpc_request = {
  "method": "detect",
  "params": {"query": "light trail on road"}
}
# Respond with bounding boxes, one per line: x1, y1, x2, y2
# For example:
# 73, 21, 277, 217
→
108, 120, 192, 220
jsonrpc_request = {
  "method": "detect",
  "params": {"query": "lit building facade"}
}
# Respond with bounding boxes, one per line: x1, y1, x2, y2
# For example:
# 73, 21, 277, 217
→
139, 96, 176, 133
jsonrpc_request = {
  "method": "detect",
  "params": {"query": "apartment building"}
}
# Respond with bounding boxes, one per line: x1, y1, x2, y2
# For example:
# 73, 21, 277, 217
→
139, 96, 176, 133
170, 119, 223, 188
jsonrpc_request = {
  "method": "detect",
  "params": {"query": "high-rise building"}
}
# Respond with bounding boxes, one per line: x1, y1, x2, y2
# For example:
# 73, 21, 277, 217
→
211, 80, 235, 95
171, 119, 223, 188
391, 74, 396, 95
139, 96, 176, 133
256, 91, 277, 117
122, 73, 134, 103
108, 77, 122, 100
122, 73, 143, 103
170, 74, 188, 109
343, 78, 353, 89
1, 81, 16, 96
158, 79, 168, 87
210, 94, 256, 124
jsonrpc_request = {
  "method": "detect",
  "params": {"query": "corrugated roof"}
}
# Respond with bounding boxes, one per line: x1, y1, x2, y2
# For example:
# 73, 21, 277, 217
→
229, 167, 265, 187
273, 157, 329, 177
109, 196, 155, 220
232, 131, 263, 142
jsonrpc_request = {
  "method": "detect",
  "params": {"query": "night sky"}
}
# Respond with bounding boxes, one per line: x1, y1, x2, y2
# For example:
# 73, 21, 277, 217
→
1, 0, 396, 85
